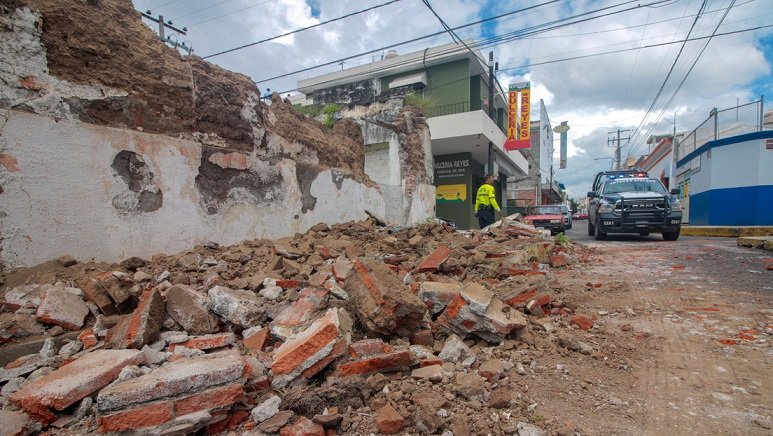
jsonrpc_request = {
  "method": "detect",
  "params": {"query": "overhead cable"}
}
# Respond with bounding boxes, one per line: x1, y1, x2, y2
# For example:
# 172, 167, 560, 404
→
203, 0, 404, 59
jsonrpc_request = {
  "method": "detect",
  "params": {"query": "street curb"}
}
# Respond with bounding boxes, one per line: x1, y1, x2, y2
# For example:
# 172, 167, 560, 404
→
681, 226, 773, 237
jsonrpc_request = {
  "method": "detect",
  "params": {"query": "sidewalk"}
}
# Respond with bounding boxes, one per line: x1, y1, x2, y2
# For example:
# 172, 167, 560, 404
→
681, 226, 773, 251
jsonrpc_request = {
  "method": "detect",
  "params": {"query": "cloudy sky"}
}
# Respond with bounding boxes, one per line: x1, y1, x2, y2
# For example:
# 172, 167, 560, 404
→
132, 0, 772, 199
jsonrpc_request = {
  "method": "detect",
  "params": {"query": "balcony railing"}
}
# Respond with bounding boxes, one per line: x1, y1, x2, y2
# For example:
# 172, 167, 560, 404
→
424, 100, 506, 135
424, 100, 484, 117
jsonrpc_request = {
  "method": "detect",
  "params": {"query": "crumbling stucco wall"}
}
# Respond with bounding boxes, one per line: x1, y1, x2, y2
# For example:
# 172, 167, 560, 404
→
0, 110, 386, 269
0, 1, 434, 270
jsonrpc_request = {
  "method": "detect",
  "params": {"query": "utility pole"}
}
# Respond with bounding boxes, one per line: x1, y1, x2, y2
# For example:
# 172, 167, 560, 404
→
487, 51, 495, 176
141, 11, 193, 55
608, 129, 631, 170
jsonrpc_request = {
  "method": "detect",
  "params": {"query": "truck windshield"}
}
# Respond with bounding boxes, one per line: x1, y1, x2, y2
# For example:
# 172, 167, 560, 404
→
603, 180, 667, 195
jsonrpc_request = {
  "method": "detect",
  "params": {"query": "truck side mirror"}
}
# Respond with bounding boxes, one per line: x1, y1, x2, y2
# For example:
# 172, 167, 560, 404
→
670, 189, 679, 195
587, 192, 598, 198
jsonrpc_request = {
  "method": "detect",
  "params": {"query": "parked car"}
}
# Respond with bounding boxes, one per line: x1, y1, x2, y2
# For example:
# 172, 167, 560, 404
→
524, 205, 566, 235
560, 205, 572, 229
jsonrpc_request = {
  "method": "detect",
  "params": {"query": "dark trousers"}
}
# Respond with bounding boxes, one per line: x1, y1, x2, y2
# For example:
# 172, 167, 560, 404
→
477, 207, 495, 229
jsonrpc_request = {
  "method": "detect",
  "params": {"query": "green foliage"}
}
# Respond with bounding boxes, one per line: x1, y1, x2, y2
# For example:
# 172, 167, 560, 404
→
404, 93, 435, 112
529, 414, 546, 423
323, 103, 341, 128
554, 232, 569, 246
294, 104, 321, 117
570, 198, 579, 213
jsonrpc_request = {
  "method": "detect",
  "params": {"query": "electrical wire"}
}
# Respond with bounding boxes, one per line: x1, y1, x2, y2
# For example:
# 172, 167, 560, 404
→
203, 0, 404, 59
185, 0, 276, 27
170, 0, 238, 22
628, 0, 739, 158
256, 0, 645, 86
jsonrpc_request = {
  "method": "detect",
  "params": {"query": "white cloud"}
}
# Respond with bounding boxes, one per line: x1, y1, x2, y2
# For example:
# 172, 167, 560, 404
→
132, 0, 772, 199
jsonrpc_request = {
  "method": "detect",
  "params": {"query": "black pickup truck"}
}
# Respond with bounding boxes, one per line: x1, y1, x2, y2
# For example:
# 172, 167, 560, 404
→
587, 172, 682, 241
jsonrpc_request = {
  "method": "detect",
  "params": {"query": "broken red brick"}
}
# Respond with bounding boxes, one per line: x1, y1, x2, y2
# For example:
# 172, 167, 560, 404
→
105, 289, 165, 350
332, 261, 353, 283
348, 339, 392, 359
549, 254, 568, 268
338, 350, 418, 377
78, 278, 118, 316
376, 403, 405, 434
279, 416, 325, 436
173, 384, 245, 416
410, 330, 434, 347
271, 309, 352, 389
9, 349, 143, 424
98, 402, 174, 433
276, 279, 301, 289
343, 259, 428, 337
412, 246, 453, 273
570, 316, 594, 331
504, 288, 538, 307
243, 327, 270, 354
169, 332, 236, 351
78, 330, 98, 348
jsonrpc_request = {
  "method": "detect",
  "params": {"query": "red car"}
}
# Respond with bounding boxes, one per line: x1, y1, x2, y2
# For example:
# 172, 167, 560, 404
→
525, 205, 566, 235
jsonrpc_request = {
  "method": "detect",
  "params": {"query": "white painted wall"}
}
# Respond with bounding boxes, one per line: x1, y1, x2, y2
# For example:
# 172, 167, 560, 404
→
0, 111, 433, 269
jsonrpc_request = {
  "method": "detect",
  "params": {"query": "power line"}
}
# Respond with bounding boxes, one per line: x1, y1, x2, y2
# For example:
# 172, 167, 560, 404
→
257, 0, 643, 86
170, 0, 238, 22
203, 0, 404, 59
186, 0, 276, 28
628, 0, 739, 157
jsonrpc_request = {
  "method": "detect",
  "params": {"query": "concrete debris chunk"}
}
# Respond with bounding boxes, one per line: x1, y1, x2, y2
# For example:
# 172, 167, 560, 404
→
438, 334, 476, 368
436, 283, 528, 343
9, 349, 143, 424
0, 312, 46, 342
343, 259, 429, 336
251, 394, 281, 423
207, 285, 264, 328
417, 281, 463, 316
78, 278, 119, 316
4, 284, 45, 310
34, 286, 89, 330
164, 284, 218, 335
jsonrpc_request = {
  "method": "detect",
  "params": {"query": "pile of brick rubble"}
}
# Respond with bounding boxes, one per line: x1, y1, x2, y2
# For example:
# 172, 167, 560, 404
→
0, 216, 599, 435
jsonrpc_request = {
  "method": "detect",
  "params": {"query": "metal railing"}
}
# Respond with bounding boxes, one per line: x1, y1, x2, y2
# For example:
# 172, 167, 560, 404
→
677, 97, 764, 160
423, 100, 484, 117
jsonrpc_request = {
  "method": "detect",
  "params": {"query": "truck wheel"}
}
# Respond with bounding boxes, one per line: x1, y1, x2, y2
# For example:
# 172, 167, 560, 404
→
587, 219, 595, 236
663, 229, 680, 241
593, 218, 607, 240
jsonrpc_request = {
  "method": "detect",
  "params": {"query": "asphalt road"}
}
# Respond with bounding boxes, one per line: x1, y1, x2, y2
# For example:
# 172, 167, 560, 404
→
564, 219, 773, 301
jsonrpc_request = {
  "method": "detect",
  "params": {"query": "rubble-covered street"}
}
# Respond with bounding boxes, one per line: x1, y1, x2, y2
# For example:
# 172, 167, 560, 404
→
2, 217, 771, 435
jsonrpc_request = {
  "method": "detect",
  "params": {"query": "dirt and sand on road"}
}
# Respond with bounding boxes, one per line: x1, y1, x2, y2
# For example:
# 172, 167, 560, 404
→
544, 235, 773, 435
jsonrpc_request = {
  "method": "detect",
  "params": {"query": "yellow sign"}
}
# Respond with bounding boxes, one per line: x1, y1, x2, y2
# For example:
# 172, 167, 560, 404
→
436, 184, 466, 202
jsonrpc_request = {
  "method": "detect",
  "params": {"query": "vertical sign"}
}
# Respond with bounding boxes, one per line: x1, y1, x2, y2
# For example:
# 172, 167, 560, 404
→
504, 82, 531, 151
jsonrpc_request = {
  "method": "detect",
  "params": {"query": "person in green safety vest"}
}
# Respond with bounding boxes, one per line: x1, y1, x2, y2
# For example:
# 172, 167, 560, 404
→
474, 174, 502, 228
